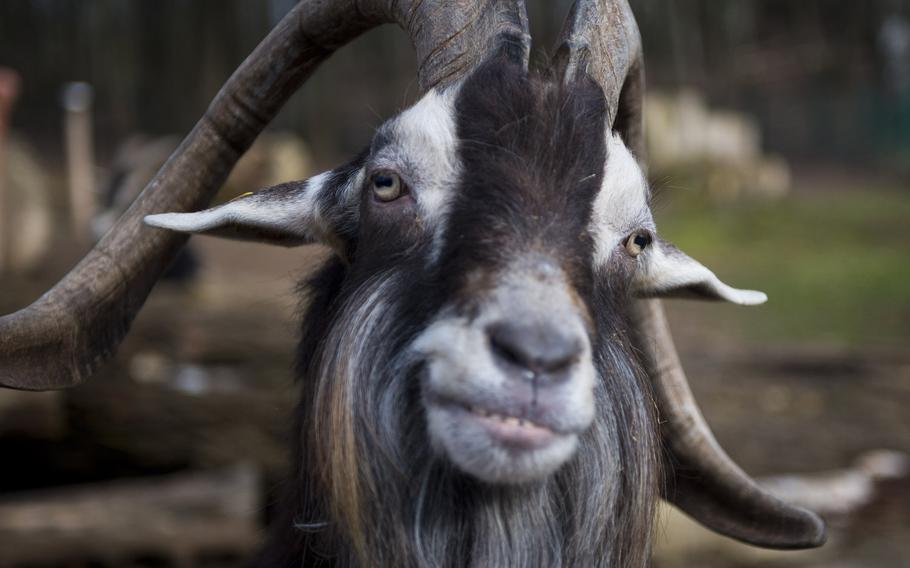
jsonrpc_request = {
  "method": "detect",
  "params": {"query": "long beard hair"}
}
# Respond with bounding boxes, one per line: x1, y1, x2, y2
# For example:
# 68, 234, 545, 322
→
267, 257, 660, 568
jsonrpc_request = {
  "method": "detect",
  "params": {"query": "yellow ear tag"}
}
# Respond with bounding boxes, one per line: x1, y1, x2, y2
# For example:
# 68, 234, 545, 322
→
230, 191, 255, 202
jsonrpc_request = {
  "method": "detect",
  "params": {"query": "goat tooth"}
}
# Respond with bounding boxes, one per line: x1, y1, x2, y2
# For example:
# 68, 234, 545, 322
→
470, 406, 488, 417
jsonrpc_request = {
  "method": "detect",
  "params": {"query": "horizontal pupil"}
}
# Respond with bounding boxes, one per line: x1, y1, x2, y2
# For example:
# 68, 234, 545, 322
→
633, 235, 649, 248
374, 175, 395, 188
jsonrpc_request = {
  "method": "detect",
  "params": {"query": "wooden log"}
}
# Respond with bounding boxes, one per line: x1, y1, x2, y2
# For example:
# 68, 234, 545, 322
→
0, 465, 263, 567
61, 283, 298, 476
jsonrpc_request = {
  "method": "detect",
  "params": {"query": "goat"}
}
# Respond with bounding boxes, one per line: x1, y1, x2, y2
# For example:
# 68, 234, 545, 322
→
0, 1, 826, 566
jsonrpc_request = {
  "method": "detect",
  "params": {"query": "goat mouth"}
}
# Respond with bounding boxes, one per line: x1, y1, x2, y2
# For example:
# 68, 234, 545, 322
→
422, 390, 586, 483
430, 396, 567, 451
466, 406, 558, 450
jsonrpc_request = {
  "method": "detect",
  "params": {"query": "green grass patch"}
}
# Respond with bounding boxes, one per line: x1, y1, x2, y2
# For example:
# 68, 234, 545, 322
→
653, 188, 910, 347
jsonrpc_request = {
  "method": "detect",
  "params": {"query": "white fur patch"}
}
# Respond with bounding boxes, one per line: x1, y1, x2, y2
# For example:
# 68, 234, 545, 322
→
392, 89, 460, 226
590, 134, 653, 265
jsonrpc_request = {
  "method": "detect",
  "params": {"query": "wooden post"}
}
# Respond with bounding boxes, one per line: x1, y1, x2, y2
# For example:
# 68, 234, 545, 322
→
62, 82, 96, 247
0, 68, 21, 274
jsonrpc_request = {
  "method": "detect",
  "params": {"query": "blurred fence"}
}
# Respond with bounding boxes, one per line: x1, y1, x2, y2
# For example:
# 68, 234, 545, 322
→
1, 0, 908, 170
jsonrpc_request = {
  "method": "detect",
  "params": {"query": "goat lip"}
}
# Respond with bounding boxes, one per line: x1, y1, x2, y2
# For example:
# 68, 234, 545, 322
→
427, 395, 573, 448
466, 408, 561, 450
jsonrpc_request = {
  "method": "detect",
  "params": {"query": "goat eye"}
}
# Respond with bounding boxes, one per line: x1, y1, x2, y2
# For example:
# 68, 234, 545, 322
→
624, 231, 652, 258
371, 172, 404, 202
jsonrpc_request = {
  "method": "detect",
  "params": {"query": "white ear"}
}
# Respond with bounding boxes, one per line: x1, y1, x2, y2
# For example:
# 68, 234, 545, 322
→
144, 168, 361, 248
632, 238, 767, 305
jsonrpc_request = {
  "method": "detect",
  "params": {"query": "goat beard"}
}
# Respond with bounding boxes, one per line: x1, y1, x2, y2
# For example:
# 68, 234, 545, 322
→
280, 260, 661, 568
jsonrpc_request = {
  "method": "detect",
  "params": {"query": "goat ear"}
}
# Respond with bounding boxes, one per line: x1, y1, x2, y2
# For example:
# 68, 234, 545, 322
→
632, 238, 767, 305
144, 166, 362, 249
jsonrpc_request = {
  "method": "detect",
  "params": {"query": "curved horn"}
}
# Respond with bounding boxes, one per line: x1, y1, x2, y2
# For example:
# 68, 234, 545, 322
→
556, 0, 826, 549
630, 300, 826, 549
0, 0, 530, 391
553, 0, 644, 152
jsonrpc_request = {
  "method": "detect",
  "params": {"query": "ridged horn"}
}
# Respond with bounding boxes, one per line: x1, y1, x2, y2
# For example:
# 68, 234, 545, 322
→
0, 0, 530, 391
553, 0, 644, 154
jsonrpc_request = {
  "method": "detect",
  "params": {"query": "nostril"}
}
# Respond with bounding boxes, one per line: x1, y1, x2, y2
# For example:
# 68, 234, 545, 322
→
489, 331, 529, 370
486, 320, 583, 376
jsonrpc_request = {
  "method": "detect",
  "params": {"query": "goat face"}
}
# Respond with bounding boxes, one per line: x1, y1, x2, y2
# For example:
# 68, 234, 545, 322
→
146, 57, 764, 487
407, 61, 608, 483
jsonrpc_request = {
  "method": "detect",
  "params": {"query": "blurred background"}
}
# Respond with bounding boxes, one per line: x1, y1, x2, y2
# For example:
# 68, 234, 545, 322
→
0, 1, 908, 566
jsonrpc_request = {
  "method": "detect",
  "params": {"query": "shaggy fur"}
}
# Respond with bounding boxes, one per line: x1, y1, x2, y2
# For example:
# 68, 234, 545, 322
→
253, 58, 661, 568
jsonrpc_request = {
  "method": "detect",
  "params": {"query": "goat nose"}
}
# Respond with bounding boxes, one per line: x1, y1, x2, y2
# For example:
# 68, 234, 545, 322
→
486, 320, 583, 379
